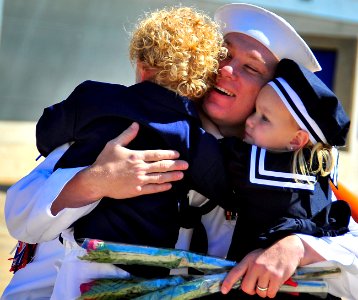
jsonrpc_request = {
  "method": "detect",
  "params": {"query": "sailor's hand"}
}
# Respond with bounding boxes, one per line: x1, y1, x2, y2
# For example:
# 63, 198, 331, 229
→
221, 235, 304, 298
51, 123, 188, 214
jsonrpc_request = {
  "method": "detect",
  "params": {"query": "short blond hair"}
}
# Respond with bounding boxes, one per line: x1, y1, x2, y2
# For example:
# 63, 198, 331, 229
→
129, 7, 226, 100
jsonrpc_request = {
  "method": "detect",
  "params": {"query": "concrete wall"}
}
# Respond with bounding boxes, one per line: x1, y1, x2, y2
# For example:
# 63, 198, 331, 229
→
339, 39, 358, 194
0, 121, 38, 184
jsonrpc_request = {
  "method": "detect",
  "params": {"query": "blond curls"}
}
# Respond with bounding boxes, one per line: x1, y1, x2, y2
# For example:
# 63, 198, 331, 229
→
129, 7, 227, 100
293, 142, 335, 182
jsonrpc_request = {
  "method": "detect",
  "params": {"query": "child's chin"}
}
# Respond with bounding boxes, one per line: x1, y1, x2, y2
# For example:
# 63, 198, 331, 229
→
243, 137, 254, 145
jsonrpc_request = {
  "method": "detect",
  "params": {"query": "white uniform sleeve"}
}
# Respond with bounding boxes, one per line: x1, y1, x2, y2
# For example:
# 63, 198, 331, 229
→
5, 144, 99, 243
297, 217, 358, 299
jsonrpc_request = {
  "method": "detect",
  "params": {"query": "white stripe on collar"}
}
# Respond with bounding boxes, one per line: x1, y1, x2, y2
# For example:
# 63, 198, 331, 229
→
249, 146, 316, 190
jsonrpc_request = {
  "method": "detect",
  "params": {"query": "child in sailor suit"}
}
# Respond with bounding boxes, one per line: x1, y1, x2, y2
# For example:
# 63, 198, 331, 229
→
15, 7, 230, 299
222, 59, 351, 264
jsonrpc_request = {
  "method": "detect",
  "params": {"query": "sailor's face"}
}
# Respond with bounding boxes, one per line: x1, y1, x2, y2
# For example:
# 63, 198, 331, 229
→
202, 33, 278, 137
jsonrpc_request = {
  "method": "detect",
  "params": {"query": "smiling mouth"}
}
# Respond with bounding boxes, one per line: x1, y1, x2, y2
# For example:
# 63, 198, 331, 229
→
214, 85, 235, 97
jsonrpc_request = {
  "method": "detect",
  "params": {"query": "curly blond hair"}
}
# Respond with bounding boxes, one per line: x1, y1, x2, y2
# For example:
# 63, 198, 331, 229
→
129, 6, 226, 100
293, 142, 335, 183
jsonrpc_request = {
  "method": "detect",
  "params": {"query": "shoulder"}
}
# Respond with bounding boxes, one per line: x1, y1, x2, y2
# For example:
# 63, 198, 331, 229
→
73, 80, 127, 96
66, 80, 128, 109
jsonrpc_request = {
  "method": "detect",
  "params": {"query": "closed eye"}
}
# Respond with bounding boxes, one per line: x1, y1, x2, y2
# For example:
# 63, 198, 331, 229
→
245, 64, 260, 74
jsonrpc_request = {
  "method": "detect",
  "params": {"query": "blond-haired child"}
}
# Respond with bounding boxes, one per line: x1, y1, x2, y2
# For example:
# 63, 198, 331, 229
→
222, 58, 351, 264
34, 6, 228, 299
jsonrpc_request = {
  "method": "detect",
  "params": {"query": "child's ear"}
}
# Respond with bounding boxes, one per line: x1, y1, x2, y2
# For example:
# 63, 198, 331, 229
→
289, 130, 310, 151
136, 61, 156, 82
136, 61, 146, 82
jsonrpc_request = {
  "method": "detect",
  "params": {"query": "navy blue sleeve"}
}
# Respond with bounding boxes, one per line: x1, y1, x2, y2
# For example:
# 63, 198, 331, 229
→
36, 80, 126, 157
36, 81, 90, 157
258, 200, 351, 247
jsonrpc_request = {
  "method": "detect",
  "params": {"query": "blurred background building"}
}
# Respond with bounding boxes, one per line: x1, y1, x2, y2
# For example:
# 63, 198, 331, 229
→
1, 0, 358, 293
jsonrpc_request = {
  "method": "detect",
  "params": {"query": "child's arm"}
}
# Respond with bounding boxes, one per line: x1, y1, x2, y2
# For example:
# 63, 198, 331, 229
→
259, 200, 351, 249
36, 84, 81, 157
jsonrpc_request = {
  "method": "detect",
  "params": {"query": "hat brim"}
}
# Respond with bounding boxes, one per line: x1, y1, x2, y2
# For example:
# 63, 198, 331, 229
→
214, 3, 321, 72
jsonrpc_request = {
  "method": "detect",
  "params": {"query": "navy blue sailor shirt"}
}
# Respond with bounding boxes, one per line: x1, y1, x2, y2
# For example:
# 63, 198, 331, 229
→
36, 80, 230, 276
220, 137, 350, 263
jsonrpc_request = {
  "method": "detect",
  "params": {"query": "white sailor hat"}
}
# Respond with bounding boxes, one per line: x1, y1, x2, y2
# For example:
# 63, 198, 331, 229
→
214, 3, 321, 72
268, 59, 350, 147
